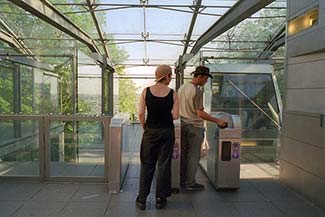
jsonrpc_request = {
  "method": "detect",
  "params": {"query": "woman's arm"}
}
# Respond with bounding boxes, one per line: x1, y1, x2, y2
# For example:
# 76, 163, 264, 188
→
172, 91, 179, 120
138, 88, 147, 129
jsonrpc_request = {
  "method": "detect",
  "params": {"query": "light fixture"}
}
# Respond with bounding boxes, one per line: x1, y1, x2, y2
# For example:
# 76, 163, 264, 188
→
288, 7, 319, 36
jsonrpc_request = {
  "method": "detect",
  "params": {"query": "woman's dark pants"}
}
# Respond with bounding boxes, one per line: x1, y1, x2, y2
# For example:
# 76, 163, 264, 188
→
138, 128, 175, 200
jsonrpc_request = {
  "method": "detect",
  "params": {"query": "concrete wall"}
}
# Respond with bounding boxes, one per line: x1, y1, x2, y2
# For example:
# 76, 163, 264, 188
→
286, 0, 325, 57
280, 0, 325, 210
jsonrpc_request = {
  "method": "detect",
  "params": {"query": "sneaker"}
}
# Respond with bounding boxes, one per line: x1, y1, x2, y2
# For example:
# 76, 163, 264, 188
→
184, 183, 205, 191
135, 196, 146, 210
156, 197, 167, 209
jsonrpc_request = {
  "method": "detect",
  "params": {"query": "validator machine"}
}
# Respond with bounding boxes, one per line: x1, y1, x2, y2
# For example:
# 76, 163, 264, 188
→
171, 119, 181, 193
204, 112, 241, 190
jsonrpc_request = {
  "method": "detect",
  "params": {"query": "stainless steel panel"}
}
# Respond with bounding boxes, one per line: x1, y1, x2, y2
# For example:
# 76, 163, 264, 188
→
172, 120, 181, 190
205, 113, 241, 190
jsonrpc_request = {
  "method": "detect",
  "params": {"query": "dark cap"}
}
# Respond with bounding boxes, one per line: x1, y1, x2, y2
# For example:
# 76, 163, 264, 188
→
191, 66, 212, 78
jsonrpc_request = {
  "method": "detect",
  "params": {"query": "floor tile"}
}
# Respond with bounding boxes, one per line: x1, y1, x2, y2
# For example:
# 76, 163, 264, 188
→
234, 201, 286, 217
59, 201, 108, 217
31, 183, 79, 201
272, 199, 325, 217
71, 183, 111, 203
0, 183, 43, 201
192, 201, 241, 217
1, 160, 325, 217
0, 201, 23, 217
10, 201, 66, 217
105, 201, 152, 217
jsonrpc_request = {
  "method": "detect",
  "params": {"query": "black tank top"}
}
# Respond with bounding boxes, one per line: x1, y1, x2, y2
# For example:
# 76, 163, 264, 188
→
145, 87, 174, 129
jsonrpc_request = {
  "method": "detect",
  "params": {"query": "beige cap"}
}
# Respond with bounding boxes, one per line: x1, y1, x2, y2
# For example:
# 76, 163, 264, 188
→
155, 65, 172, 82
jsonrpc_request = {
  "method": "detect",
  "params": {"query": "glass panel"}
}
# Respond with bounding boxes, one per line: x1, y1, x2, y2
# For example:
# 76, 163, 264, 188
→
21, 65, 33, 114
0, 58, 60, 115
78, 51, 102, 115
0, 119, 39, 176
208, 73, 279, 162
0, 63, 14, 113
33, 68, 43, 114
49, 120, 105, 177
43, 75, 59, 114
120, 123, 142, 183
103, 69, 109, 115
1, 0, 85, 59
55, 60, 73, 115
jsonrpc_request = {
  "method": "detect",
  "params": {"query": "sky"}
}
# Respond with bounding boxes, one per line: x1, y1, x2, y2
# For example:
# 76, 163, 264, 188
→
103, 0, 232, 66
77, 65, 178, 95
102, 0, 234, 90
98, 0, 285, 92
124, 66, 176, 94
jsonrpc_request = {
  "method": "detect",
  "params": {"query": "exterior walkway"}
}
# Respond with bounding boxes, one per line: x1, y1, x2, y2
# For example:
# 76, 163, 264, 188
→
1, 161, 325, 217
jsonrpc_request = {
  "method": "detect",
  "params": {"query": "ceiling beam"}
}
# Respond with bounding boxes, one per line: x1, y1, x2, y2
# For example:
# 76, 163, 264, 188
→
0, 19, 35, 57
19, 37, 269, 44
8, 0, 100, 53
257, 23, 285, 58
182, 0, 202, 55
86, 0, 112, 64
0, 29, 20, 49
190, 0, 276, 56
51, 3, 285, 10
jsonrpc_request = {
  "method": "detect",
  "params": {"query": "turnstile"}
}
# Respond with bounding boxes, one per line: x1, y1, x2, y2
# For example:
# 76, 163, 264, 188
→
171, 120, 181, 192
206, 112, 241, 190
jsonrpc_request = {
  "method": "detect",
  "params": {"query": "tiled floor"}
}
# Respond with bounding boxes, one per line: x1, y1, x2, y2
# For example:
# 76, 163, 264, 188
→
1, 162, 325, 217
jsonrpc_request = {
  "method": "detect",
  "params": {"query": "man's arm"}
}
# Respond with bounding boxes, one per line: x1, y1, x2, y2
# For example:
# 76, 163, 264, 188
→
197, 109, 227, 128
193, 88, 227, 128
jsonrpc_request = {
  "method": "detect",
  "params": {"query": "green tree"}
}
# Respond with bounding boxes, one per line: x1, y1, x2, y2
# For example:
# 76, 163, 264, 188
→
115, 66, 138, 117
215, 1, 286, 97
1, 0, 138, 115
21, 67, 33, 114
0, 67, 13, 113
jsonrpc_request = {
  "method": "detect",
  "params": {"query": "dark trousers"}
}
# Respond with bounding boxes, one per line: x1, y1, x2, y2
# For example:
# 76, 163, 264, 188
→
138, 127, 174, 199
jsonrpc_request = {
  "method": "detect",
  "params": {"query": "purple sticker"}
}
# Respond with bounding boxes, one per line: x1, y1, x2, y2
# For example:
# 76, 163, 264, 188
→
172, 142, 180, 159
232, 142, 240, 159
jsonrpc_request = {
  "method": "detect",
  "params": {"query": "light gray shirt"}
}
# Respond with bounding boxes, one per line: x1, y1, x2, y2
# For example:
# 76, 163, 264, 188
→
178, 82, 204, 128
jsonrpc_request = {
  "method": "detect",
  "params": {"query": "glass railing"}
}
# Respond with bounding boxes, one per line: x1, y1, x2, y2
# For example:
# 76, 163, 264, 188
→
47, 118, 106, 178
0, 115, 110, 181
0, 116, 41, 177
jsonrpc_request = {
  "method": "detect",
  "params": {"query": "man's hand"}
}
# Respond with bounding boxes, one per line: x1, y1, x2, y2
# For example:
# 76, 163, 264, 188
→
217, 121, 228, 129
196, 110, 228, 129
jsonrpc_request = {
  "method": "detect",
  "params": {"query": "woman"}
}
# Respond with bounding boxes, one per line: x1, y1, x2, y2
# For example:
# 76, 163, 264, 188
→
136, 64, 179, 210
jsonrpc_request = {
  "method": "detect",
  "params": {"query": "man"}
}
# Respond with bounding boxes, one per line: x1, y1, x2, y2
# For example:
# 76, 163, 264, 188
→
178, 66, 227, 191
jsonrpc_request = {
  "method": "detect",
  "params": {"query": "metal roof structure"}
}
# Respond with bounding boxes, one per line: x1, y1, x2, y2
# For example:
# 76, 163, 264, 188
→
0, 0, 286, 69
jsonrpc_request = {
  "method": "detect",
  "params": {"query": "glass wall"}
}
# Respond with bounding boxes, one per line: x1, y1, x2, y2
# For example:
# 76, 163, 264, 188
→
206, 72, 280, 163
0, 53, 110, 180
0, 58, 59, 178
0, 59, 59, 115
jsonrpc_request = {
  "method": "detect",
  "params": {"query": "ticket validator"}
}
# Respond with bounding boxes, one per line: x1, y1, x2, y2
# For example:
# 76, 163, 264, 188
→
205, 112, 241, 190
